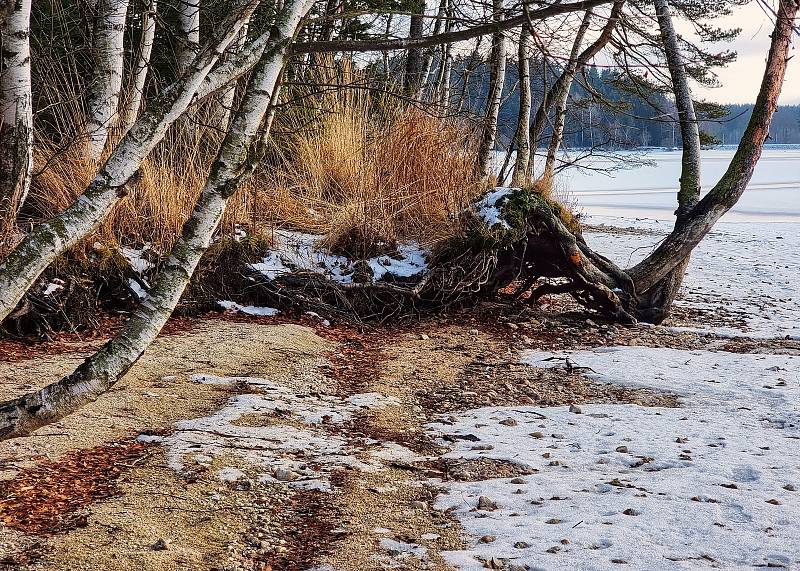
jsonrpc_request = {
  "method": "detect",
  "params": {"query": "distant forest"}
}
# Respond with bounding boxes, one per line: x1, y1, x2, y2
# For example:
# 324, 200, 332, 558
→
453, 58, 800, 150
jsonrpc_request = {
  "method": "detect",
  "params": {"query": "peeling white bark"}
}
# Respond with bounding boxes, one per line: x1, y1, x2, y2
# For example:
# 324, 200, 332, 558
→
0, 0, 313, 440
177, 0, 201, 75
0, 1, 260, 324
85, 0, 131, 160
0, 0, 33, 233
477, 0, 507, 177
120, 0, 157, 135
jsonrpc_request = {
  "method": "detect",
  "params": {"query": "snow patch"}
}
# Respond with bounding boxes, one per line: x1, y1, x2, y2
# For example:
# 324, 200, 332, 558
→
430, 347, 800, 570
475, 187, 514, 230
217, 300, 280, 316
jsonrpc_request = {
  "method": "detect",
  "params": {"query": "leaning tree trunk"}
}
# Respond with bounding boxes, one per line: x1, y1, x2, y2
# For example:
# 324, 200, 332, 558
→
529, 1, 622, 178
85, 0, 131, 160
119, 0, 157, 135
477, 0, 507, 178
177, 0, 201, 76
0, 0, 313, 440
0, 2, 260, 324
629, 0, 799, 319
0, 0, 33, 244
418, 0, 448, 99
511, 25, 531, 186
631, 0, 701, 321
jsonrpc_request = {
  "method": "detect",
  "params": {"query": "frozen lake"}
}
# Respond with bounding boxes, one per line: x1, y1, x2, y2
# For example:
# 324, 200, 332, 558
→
557, 147, 800, 221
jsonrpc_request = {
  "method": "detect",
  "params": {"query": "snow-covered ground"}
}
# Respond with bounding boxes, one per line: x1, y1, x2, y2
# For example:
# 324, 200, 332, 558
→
249, 230, 428, 285
430, 348, 800, 570
584, 216, 800, 339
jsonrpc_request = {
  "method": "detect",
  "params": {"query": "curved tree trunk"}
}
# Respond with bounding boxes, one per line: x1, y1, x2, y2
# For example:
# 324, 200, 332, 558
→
631, 0, 700, 322
511, 25, 531, 186
119, 0, 157, 135
0, 1, 260, 324
0, 0, 313, 440
630, 0, 798, 319
0, 0, 33, 243
477, 0, 507, 177
85, 0, 131, 160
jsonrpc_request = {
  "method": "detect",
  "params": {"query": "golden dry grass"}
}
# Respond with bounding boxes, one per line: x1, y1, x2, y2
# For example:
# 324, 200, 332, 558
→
27, 89, 484, 258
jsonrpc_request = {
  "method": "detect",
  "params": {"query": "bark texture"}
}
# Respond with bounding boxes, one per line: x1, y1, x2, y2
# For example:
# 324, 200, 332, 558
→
0, 1, 260, 324
177, 0, 201, 75
0, 0, 33, 241
477, 0, 507, 177
511, 26, 531, 186
85, 0, 131, 159
120, 0, 157, 134
0, 0, 313, 440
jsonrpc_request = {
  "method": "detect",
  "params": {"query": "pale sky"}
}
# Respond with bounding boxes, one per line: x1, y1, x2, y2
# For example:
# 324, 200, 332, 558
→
693, 3, 800, 104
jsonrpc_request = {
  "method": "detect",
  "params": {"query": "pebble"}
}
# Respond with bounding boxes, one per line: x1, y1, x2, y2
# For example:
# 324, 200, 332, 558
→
274, 467, 296, 481
510, 477, 527, 484
151, 538, 171, 551
484, 557, 504, 569
499, 418, 518, 426
783, 484, 796, 491
479, 535, 496, 543
477, 496, 498, 511
530, 431, 544, 438
615, 446, 629, 453
514, 541, 530, 549
420, 333, 430, 340
569, 404, 582, 414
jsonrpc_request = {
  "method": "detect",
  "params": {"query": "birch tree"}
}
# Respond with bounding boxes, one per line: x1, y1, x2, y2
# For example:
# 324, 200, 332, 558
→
177, 0, 201, 75
120, 0, 158, 134
0, 1, 261, 324
511, 25, 532, 186
0, 0, 314, 440
477, 0, 507, 177
85, 0, 131, 159
0, 0, 33, 242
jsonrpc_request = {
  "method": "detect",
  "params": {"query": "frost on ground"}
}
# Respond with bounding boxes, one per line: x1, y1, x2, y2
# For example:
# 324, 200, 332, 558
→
585, 217, 800, 339
430, 347, 800, 570
249, 230, 428, 284
140, 374, 405, 489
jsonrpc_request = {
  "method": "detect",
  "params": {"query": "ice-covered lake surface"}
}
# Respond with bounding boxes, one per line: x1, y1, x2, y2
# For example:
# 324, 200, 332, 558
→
429, 149, 800, 570
561, 146, 800, 221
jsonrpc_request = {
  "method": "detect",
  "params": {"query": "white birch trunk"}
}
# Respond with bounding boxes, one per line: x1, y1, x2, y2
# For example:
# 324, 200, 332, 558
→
0, 0, 33, 237
214, 22, 249, 130
177, 0, 201, 75
511, 26, 531, 186
85, 0, 131, 160
477, 0, 507, 178
0, 1, 260, 324
0, 0, 313, 440
542, 10, 593, 180
119, 0, 157, 135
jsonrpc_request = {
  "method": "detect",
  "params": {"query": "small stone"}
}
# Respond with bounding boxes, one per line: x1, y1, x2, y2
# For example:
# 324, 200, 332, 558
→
484, 557, 504, 569
469, 329, 479, 337
479, 535, 496, 543
477, 496, 498, 511
560, 538, 570, 545
510, 478, 527, 485
783, 484, 796, 492
545, 518, 562, 524
420, 333, 430, 340
569, 404, 582, 414
530, 431, 544, 438
514, 541, 530, 549
766, 498, 782, 505
545, 546, 561, 553
499, 418, 518, 427
151, 538, 171, 551
274, 467, 296, 481
411, 500, 427, 509
615, 446, 629, 454
622, 508, 640, 516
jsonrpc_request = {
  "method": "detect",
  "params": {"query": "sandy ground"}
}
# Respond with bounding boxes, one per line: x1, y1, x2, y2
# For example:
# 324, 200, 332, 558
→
1, 311, 797, 571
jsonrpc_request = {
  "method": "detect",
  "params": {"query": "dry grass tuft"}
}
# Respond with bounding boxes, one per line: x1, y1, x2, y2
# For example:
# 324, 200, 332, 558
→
26, 88, 483, 259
